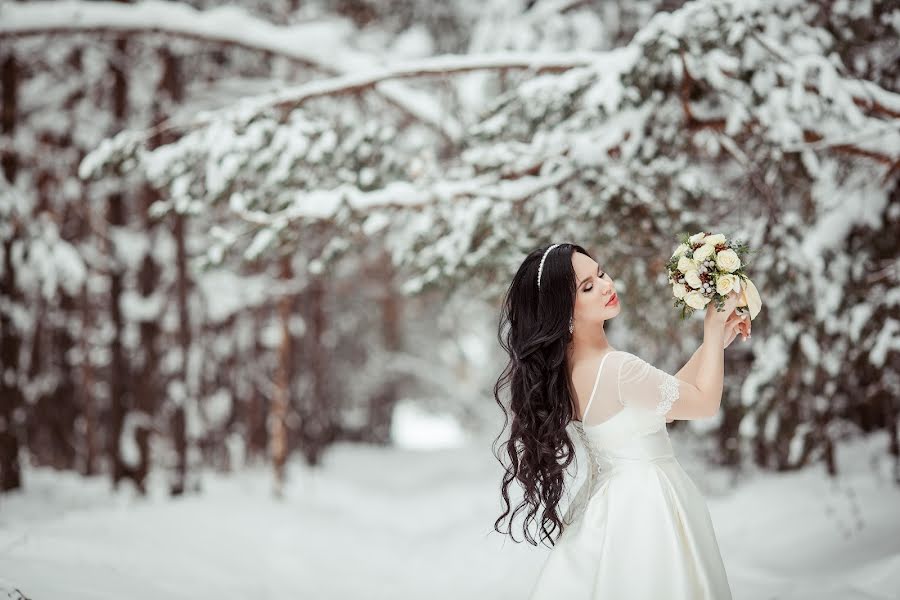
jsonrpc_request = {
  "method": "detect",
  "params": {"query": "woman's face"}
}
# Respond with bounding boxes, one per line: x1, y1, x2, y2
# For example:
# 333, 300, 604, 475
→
572, 252, 619, 324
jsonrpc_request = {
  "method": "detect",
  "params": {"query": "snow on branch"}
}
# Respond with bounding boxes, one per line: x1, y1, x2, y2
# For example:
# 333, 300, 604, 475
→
676, 49, 900, 173
75, 0, 900, 276
231, 164, 578, 228
150, 52, 601, 139
0, 0, 465, 141
0, 1, 358, 70
77, 50, 604, 183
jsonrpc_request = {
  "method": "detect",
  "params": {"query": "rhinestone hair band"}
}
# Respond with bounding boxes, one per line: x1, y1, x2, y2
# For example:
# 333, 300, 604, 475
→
537, 243, 561, 290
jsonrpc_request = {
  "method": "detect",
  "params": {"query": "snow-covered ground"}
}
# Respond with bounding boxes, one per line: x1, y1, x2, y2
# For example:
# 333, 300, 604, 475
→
1, 430, 898, 600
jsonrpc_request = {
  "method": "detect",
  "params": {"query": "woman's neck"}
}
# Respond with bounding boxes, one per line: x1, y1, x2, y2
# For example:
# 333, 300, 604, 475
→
567, 325, 612, 363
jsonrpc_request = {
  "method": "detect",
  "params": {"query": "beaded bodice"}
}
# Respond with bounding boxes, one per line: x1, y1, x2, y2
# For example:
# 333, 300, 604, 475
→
562, 412, 679, 526
561, 350, 683, 525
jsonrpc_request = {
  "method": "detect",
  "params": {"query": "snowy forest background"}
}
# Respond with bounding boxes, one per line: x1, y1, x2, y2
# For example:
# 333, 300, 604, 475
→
0, 0, 898, 598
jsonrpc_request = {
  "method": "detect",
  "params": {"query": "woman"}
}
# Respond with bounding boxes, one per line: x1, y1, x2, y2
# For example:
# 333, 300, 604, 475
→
492, 243, 749, 599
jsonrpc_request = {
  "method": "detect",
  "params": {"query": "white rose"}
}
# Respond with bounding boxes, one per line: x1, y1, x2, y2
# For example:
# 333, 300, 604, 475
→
715, 273, 740, 295
672, 283, 688, 299
693, 243, 716, 262
715, 248, 741, 272
671, 243, 690, 259
684, 270, 703, 289
677, 256, 698, 274
683, 290, 710, 310
704, 233, 727, 246
688, 232, 707, 245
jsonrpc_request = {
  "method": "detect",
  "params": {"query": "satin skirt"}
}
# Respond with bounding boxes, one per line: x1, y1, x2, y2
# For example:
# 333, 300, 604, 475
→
528, 431, 733, 600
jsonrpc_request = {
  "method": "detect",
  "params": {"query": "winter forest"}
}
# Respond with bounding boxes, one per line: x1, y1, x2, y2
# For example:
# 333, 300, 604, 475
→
0, 0, 898, 598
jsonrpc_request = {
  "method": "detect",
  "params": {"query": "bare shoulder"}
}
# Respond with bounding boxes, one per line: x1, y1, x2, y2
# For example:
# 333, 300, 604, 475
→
570, 349, 623, 412
571, 348, 621, 377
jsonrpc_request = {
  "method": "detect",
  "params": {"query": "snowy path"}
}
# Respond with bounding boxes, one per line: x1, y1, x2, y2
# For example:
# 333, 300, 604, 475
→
1, 432, 898, 599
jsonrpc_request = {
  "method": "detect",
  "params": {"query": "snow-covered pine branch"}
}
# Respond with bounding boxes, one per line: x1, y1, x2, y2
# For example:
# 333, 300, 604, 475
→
0, 0, 464, 142
76, 0, 899, 279
75, 49, 602, 163
2, 0, 898, 504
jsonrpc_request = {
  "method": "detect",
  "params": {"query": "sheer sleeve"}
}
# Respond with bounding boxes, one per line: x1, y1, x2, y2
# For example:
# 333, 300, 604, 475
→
615, 352, 680, 416
581, 351, 680, 425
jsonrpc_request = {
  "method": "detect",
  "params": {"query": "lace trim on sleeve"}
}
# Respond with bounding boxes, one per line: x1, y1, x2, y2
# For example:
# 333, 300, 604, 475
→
655, 373, 679, 416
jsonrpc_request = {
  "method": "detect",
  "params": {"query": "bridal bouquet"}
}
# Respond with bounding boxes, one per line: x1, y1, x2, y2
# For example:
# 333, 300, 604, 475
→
666, 231, 762, 321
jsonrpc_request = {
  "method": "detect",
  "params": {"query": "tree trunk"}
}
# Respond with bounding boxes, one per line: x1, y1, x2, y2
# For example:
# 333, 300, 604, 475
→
50, 289, 79, 470
107, 35, 131, 488
129, 184, 162, 494
0, 238, 23, 492
0, 54, 22, 492
80, 279, 97, 476
297, 272, 331, 467
271, 256, 292, 497
170, 211, 190, 496
107, 190, 128, 487
369, 249, 401, 444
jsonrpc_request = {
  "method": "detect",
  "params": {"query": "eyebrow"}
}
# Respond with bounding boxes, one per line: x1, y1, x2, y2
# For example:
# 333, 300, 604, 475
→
579, 264, 602, 289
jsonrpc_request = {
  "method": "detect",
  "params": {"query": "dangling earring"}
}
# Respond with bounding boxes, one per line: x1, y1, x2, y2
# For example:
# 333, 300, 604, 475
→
569, 316, 574, 334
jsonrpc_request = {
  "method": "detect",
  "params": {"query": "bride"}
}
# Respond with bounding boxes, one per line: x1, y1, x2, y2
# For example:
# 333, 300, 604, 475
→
492, 243, 749, 599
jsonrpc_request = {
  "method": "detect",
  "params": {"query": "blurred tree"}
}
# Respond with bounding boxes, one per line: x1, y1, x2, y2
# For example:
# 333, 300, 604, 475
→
1, 0, 897, 495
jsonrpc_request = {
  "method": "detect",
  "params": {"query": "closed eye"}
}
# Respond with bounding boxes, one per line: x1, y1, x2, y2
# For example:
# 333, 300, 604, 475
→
585, 269, 606, 292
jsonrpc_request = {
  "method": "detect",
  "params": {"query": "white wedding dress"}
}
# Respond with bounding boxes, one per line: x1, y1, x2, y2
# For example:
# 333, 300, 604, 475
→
528, 350, 733, 600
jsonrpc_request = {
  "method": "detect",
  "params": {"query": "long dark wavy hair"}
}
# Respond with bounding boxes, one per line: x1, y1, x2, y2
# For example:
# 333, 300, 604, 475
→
492, 242, 595, 548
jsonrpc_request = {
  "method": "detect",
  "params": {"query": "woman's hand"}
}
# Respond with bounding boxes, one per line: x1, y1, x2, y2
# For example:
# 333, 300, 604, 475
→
705, 290, 742, 326
723, 311, 752, 349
